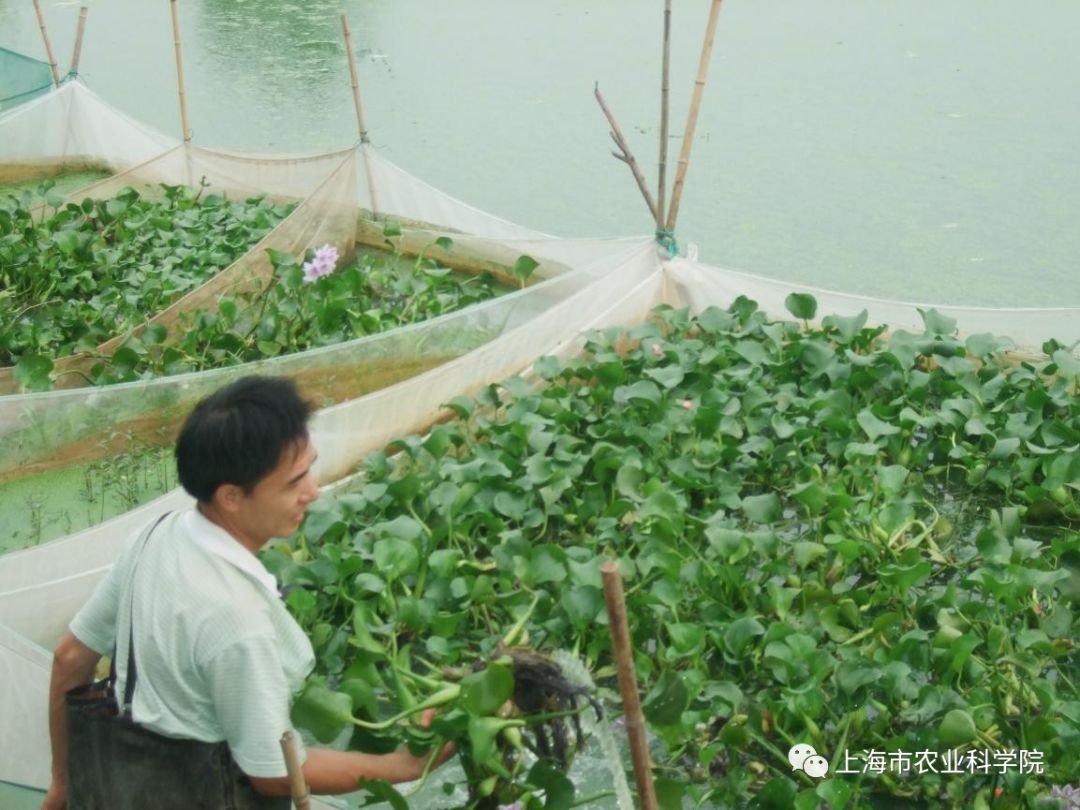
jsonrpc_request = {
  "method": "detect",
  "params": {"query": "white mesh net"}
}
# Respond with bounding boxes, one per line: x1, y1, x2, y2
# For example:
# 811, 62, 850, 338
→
0, 81, 176, 179
4, 75, 1080, 799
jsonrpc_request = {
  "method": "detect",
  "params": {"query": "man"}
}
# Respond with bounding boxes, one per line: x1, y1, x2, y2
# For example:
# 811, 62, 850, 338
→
44, 376, 446, 809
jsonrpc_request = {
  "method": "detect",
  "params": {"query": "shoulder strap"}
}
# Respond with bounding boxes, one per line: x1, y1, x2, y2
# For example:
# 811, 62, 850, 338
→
119, 511, 171, 717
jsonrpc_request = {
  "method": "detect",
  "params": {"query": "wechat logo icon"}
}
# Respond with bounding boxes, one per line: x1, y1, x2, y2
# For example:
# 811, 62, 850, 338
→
789, 743, 829, 779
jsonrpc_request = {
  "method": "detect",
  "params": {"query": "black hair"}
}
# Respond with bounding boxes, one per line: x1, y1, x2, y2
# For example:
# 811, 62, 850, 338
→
175, 376, 312, 503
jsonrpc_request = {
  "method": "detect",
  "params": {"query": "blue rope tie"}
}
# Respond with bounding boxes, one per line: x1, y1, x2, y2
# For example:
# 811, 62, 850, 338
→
655, 229, 677, 258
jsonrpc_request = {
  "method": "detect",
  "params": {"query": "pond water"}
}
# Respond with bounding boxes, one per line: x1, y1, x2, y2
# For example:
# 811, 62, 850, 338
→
2, 0, 1079, 307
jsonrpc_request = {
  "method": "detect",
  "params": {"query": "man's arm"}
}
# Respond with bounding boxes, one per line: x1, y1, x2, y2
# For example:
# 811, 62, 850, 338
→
42, 632, 103, 810
206, 635, 454, 798
249, 741, 454, 797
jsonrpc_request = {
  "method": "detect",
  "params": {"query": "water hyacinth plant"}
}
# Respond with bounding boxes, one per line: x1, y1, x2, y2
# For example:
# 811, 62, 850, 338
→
13, 238, 513, 389
271, 296, 1080, 809
0, 180, 294, 372
86, 241, 506, 382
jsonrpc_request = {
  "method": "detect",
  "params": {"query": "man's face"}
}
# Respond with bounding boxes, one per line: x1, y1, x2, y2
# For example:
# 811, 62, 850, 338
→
233, 438, 320, 545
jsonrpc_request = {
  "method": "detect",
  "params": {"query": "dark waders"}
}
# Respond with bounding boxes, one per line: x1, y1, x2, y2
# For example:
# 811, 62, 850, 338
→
64, 515, 290, 809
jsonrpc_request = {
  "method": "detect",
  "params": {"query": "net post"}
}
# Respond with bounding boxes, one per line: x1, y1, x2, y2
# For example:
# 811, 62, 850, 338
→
169, 0, 192, 143
32, 0, 62, 87
340, 13, 380, 216
70, 7, 89, 76
657, 0, 673, 230
665, 0, 724, 234
600, 559, 659, 810
280, 731, 311, 810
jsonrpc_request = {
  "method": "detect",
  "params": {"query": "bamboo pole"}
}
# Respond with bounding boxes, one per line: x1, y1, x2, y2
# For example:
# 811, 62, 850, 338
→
169, 0, 192, 143
594, 83, 660, 226
600, 560, 659, 810
280, 731, 311, 810
657, 0, 672, 230
70, 7, 89, 76
32, 0, 62, 86
665, 0, 724, 234
341, 14, 380, 216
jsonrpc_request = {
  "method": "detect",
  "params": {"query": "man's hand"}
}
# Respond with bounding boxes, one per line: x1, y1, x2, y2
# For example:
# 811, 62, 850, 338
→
41, 779, 66, 810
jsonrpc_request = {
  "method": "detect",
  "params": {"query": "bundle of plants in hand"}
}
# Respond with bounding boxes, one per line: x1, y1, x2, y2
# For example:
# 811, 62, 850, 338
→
278, 579, 598, 810
82, 240, 506, 385
0, 180, 294, 373
270, 295, 1080, 809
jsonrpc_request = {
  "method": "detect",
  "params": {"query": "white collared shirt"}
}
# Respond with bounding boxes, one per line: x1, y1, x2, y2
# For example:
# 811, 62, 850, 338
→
71, 508, 315, 778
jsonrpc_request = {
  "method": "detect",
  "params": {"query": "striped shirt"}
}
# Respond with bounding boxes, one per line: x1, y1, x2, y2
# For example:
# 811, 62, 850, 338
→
71, 508, 315, 778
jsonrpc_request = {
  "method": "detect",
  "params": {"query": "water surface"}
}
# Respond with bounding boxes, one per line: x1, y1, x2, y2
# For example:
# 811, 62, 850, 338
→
3, 0, 1079, 306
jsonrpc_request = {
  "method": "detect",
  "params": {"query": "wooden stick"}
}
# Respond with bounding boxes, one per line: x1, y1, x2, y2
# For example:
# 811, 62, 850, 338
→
341, 14, 380, 216
594, 83, 659, 226
657, 0, 673, 230
280, 731, 311, 810
665, 0, 724, 234
600, 560, 659, 810
70, 7, 89, 76
169, 0, 192, 143
32, 0, 62, 86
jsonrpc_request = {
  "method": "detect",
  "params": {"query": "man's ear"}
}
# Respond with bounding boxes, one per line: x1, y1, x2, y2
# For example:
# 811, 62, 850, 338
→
214, 483, 245, 514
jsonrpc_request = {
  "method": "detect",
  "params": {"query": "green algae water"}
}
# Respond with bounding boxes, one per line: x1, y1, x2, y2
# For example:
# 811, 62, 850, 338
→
2, 0, 1079, 306
0, 448, 174, 553
0, 170, 110, 199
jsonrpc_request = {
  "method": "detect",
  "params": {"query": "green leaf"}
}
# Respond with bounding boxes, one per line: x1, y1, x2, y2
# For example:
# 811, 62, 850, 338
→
667, 623, 707, 655
527, 545, 567, 585
443, 395, 474, 419
834, 659, 880, 695
615, 379, 661, 406
741, 493, 781, 523
372, 538, 419, 581
793, 541, 827, 568
461, 661, 514, 716
291, 681, 353, 743
13, 353, 53, 391
938, 708, 977, 746
563, 585, 604, 628
467, 715, 514, 764
723, 616, 765, 656
919, 308, 957, 336
428, 549, 461, 580
511, 254, 539, 283
785, 293, 818, 321
356, 779, 409, 810
857, 409, 899, 440
816, 778, 854, 810
642, 670, 689, 726
821, 310, 868, 344
644, 364, 685, 389
527, 761, 575, 810
340, 678, 378, 718
654, 777, 688, 810
757, 777, 797, 809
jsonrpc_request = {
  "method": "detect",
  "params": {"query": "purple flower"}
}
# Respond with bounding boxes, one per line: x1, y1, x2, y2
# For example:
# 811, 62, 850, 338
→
301, 244, 339, 284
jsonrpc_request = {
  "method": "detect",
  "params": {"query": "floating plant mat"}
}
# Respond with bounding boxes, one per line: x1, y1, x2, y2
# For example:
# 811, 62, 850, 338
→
270, 297, 1080, 809
0, 181, 296, 377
